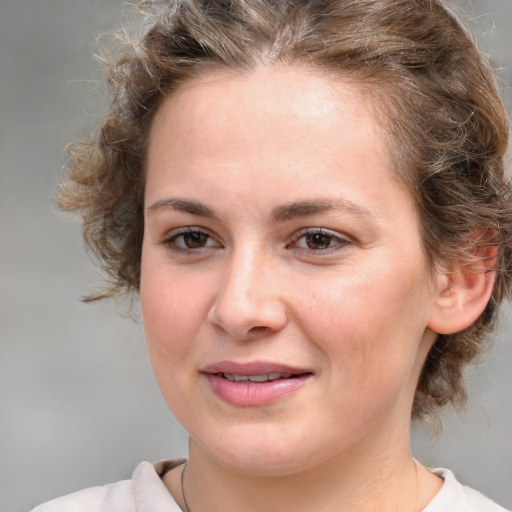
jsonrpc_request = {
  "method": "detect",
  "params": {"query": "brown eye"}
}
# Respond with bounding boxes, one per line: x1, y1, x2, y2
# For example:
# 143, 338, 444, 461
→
165, 229, 221, 252
290, 228, 351, 254
183, 232, 209, 248
305, 233, 333, 250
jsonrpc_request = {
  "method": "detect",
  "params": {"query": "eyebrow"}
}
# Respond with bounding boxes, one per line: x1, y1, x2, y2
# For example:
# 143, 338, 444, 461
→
146, 197, 377, 222
146, 198, 221, 220
271, 198, 377, 222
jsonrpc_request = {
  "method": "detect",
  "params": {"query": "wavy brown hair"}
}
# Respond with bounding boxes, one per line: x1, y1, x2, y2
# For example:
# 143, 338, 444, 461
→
58, 0, 512, 420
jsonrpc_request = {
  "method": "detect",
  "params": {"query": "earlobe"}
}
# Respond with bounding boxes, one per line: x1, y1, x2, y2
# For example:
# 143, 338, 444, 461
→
428, 245, 497, 335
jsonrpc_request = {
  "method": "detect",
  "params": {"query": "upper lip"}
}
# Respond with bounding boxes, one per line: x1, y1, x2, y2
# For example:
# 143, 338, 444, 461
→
202, 360, 312, 376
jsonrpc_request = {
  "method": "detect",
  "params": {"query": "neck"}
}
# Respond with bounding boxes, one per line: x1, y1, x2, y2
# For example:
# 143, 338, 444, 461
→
178, 424, 438, 512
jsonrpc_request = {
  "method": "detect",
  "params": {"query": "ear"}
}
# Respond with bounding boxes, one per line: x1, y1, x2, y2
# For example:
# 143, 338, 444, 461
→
427, 244, 497, 335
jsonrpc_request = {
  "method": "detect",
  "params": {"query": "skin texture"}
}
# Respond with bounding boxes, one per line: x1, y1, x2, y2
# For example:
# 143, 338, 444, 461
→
140, 66, 491, 511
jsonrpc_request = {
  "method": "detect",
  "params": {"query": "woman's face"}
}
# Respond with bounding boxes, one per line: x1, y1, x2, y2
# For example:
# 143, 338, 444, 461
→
141, 66, 440, 475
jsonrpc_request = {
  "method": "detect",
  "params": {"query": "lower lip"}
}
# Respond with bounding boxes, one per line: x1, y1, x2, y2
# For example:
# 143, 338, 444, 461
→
205, 374, 311, 407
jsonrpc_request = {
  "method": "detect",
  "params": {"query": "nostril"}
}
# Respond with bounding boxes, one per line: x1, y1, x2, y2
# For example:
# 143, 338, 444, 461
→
247, 326, 271, 336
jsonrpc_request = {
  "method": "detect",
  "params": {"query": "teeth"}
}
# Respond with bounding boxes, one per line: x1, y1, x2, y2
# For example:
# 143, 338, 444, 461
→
222, 373, 294, 382
248, 374, 268, 382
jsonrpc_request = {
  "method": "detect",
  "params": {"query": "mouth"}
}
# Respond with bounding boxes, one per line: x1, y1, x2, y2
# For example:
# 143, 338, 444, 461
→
202, 362, 313, 406
216, 372, 303, 382
202, 361, 312, 381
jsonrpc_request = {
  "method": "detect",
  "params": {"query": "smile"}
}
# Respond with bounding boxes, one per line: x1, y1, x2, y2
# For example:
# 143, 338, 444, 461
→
202, 362, 312, 407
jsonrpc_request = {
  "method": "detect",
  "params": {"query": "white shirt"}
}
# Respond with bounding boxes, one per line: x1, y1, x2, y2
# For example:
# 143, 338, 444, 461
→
31, 459, 509, 512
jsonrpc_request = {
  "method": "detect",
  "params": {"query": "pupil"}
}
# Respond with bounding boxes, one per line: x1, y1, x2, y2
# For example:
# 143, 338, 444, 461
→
306, 233, 330, 249
184, 232, 207, 248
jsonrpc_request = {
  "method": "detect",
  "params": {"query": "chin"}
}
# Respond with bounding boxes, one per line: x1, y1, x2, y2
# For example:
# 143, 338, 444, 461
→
190, 425, 342, 477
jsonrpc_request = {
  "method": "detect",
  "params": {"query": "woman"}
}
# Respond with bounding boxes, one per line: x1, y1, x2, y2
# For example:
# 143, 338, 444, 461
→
33, 0, 512, 510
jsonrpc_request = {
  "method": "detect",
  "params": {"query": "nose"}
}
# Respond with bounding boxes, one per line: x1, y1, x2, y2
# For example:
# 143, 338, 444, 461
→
207, 247, 288, 341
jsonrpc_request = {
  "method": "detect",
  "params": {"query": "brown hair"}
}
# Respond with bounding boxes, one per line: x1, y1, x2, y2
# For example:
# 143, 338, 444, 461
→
58, 0, 512, 421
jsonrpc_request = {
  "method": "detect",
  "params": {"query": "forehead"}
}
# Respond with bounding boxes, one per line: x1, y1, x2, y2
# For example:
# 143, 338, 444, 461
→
147, 64, 391, 177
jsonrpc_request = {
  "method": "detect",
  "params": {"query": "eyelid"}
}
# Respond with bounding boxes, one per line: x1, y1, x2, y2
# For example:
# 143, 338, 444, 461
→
287, 227, 352, 253
161, 226, 223, 252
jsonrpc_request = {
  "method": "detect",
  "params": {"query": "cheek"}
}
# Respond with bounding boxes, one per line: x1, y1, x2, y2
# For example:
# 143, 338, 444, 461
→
302, 264, 431, 384
140, 261, 199, 361
139, 266, 201, 414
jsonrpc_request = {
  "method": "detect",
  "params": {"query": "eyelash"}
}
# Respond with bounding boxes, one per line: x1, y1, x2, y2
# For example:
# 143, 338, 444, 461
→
161, 227, 351, 255
162, 227, 222, 254
287, 228, 352, 255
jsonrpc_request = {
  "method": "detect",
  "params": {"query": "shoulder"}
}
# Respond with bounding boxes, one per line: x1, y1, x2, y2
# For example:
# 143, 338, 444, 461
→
30, 479, 134, 512
30, 460, 185, 512
424, 468, 509, 512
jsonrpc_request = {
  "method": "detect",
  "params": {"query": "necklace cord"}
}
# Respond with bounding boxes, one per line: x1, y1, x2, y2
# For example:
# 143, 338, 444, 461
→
180, 462, 191, 512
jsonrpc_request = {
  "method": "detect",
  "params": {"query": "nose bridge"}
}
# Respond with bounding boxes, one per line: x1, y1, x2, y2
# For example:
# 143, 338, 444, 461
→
224, 243, 262, 302
208, 242, 287, 338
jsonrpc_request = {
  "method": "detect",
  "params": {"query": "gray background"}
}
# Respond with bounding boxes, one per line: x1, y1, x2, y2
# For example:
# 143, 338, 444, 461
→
1, 1, 511, 510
